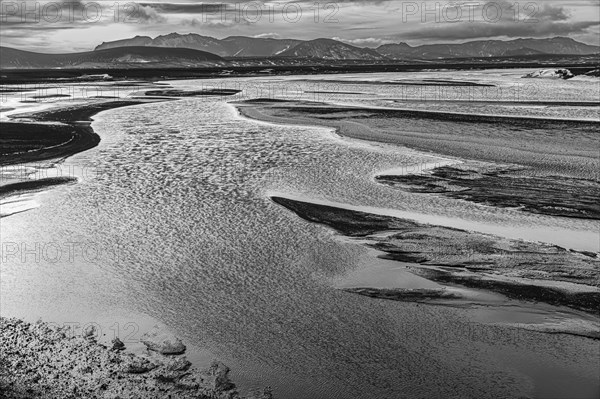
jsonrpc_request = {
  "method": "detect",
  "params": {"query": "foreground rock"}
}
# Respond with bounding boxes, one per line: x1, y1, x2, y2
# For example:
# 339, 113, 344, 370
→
0, 318, 273, 399
140, 325, 186, 355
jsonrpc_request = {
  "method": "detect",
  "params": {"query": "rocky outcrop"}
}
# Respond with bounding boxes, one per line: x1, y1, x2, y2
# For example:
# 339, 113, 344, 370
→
140, 325, 186, 355
0, 317, 273, 399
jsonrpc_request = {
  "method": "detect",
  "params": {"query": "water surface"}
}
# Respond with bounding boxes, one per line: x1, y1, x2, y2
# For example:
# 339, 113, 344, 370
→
1, 71, 599, 398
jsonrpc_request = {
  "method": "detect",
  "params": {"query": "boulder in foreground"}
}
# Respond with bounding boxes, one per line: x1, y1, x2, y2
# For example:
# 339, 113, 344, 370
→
140, 325, 187, 355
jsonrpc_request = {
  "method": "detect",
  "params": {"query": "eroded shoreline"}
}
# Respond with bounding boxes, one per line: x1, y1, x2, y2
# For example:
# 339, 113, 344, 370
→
234, 98, 600, 333
0, 88, 271, 397
0, 100, 157, 167
0, 86, 243, 212
234, 99, 600, 180
271, 196, 599, 303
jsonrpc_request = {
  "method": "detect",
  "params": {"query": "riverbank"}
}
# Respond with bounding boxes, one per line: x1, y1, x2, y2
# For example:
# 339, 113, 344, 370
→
271, 196, 599, 315
2, 73, 599, 398
2, 56, 598, 84
0, 100, 159, 167
0, 89, 273, 397
0, 86, 243, 208
0, 317, 272, 399
234, 98, 600, 328
234, 99, 599, 179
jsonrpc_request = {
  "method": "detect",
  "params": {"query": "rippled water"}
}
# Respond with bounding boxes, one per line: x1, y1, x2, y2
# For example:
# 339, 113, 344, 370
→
1, 72, 599, 398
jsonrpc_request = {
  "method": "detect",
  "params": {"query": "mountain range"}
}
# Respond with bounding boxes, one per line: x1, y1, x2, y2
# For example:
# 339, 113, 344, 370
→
96, 33, 302, 58
276, 38, 385, 60
1, 35, 598, 69
377, 37, 600, 60
95, 34, 599, 60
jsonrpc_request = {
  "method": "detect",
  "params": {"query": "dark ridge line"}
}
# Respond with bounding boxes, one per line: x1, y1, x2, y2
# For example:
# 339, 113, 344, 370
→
291, 79, 497, 87
270, 195, 600, 316
0, 177, 77, 198
408, 267, 600, 316
388, 99, 600, 107
375, 166, 600, 220
144, 89, 241, 97
8, 99, 150, 123
342, 287, 461, 302
0, 99, 172, 217
1, 100, 147, 166
342, 288, 600, 340
279, 104, 600, 127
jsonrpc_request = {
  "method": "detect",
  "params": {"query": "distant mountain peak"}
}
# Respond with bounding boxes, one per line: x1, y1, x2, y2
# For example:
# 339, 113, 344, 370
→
377, 36, 599, 60
279, 38, 387, 60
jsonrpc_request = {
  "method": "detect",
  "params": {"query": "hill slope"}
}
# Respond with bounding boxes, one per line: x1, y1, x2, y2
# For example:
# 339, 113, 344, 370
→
0, 46, 224, 69
279, 39, 387, 60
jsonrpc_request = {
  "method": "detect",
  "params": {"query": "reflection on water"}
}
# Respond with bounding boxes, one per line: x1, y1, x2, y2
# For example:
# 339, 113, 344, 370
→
1, 72, 599, 398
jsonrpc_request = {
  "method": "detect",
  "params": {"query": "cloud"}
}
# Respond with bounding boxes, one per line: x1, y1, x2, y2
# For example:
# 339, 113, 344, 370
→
138, 2, 233, 14
332, 36, 387, 47
536, 4, 570, 22
135, 5, 168, 23
394, 20, 600, 41
2, 0, 599, 51
386, 0, 599, 41
181, 16, 251, 28
253, 32, 281, 38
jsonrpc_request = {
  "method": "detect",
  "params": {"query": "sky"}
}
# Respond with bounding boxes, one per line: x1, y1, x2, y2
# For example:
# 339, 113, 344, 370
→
1, 0, 599, 52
